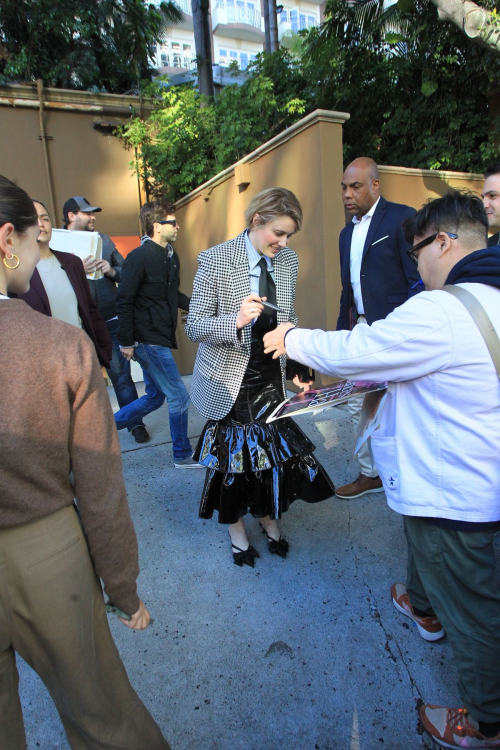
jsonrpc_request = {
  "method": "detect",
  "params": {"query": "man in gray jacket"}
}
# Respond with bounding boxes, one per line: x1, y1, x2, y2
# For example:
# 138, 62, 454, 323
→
63, 196, 149, 443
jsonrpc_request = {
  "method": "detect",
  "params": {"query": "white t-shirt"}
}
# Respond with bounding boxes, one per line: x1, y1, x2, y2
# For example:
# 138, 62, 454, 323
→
37, 255, 82, 329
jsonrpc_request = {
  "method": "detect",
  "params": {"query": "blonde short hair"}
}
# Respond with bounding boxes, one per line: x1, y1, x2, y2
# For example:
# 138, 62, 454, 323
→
244, 188, 303, 231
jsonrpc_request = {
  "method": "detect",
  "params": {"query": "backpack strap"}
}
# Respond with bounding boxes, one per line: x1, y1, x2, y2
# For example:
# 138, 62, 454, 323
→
443, 284, 500, 379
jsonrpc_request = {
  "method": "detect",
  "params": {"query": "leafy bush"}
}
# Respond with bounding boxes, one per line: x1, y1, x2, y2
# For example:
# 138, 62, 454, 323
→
119, 56, 306, 200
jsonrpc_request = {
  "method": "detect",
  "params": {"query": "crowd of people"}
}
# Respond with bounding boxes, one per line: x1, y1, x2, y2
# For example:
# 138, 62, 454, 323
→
0, 157, 499, 750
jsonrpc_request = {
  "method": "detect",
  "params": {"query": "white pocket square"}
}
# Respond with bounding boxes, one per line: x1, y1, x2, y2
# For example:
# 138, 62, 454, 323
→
372, 235, 389, 246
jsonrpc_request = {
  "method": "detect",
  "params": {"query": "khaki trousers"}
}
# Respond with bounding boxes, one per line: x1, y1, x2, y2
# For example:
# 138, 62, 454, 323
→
0, 506, 170, 750
348, 315, 378, 478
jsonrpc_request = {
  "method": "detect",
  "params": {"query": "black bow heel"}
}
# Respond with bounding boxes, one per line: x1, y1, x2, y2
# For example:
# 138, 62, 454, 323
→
259, 524, 289, 558
229, 535, 260, 567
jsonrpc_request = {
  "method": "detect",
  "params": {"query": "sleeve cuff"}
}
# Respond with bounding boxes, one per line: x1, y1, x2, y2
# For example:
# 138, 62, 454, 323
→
284, 325, 297, 350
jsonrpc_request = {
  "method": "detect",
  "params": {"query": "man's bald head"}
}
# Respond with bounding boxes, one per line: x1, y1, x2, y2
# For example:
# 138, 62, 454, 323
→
346, 157, 380, 181
341, 157, 381, 218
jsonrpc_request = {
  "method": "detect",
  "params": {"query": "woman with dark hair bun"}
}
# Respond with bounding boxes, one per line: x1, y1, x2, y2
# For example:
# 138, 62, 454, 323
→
186, 187, 335, 567
0, 177, 39, 293
0, 174, 169, 749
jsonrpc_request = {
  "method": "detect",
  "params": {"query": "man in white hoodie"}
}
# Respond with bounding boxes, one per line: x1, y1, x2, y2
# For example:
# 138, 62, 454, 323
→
263, 191, 500, 749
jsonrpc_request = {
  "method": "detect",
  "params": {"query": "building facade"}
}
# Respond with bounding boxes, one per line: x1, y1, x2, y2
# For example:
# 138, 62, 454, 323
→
153, 0, 324, 78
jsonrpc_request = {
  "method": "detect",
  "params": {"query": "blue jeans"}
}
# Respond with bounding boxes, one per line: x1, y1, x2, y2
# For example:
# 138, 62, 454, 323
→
114, 343, 192, 461
106, 319, 144, 432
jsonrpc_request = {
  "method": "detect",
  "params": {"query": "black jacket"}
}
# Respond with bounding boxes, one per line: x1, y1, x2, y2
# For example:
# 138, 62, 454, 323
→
336, 196, 421, 330
87, 233, 124, 321
117, 239, 190, 348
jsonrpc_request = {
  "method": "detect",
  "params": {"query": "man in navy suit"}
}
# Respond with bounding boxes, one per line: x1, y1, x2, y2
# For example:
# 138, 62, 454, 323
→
335, 157, 420, 500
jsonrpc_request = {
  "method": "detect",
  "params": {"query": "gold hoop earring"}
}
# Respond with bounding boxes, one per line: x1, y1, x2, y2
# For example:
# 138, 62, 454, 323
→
3, 254, 20, 270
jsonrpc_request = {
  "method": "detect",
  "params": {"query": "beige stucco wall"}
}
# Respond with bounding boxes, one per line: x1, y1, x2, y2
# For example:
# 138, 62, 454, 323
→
172, 110, 350, 376
378, 166, 484, 210
0, 85, 144, 237
173, 143, 486, 376
0, 89, 487, 378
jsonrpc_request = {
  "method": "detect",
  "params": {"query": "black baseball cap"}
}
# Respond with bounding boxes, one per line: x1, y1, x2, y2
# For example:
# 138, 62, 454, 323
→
63, 196, 102, 219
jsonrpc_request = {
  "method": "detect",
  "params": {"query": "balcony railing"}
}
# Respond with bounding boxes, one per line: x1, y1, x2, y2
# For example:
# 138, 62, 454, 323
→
174, 0, 192, 14
159, 54, 196, 70
278, 12, 318, 35
278, 17, 292, 40
213, 3, 262, 29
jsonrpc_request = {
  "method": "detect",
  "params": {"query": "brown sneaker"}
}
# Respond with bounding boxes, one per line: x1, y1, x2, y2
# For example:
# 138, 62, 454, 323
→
335, 473, 384, 499
420, 704, 500, 748
391, 583, 445, 641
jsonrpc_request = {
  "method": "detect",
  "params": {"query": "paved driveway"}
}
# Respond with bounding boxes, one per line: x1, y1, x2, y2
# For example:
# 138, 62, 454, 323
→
18, 378, 478, 749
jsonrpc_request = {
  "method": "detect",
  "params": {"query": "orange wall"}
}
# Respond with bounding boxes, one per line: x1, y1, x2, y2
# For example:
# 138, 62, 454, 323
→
111, 236, 141, 257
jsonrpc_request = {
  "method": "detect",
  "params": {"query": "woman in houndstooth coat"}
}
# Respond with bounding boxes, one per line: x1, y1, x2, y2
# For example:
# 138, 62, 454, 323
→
185, 188, 335, 567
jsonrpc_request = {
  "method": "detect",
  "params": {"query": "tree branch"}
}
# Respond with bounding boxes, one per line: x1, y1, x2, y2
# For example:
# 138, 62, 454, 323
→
429, 0, 500, 53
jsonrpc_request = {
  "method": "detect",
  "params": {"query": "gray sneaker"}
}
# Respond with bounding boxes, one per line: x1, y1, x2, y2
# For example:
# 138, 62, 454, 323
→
174, 455, 204, 469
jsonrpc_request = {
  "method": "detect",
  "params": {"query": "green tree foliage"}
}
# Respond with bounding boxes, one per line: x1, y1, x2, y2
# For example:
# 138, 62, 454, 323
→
301, 0, 500, 170
0, 0, 182, 92
119, 58, 306, 200
122, 0, 500, 199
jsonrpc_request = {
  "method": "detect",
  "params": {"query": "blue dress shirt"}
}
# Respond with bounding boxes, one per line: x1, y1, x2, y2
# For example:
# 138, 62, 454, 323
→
244, 230, 275, 294
244, 231, 275, 324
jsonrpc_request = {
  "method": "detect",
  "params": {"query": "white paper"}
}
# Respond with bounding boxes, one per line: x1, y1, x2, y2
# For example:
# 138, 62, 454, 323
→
50, 229, 103, 280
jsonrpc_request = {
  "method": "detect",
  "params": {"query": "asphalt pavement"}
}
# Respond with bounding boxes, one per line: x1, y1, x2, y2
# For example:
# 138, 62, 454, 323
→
17, 377, 481, 750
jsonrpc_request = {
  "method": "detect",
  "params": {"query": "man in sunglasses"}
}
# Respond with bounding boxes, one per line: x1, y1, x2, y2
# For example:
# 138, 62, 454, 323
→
264, 190, 500, 749
115, 201, 202, 468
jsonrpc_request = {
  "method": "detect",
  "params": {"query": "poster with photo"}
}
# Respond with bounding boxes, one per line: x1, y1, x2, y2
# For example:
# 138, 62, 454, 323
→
266, 379, 387, 423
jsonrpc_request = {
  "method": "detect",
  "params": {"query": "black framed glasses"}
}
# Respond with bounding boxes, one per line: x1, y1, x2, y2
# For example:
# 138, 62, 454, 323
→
157, 219, 178, 227
407, 232, 458, 264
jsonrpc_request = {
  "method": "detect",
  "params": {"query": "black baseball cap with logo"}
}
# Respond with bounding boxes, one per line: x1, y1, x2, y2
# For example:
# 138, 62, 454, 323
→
62, 196, 102, 221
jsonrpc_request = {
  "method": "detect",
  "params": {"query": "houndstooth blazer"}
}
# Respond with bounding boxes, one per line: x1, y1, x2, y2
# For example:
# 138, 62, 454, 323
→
185, 231, 308, 420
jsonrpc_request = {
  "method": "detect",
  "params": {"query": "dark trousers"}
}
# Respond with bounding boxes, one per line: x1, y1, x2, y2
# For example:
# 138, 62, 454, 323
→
0, 506, 170, 750
106, 318, 144, 432
404, 515, 500, 722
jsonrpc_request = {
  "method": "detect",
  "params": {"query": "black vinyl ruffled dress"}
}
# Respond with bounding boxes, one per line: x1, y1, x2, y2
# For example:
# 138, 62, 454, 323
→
193, 316, 335, 524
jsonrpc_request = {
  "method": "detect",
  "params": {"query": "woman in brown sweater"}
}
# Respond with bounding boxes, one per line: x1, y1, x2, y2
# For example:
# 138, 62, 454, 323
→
0, 175, 169, 749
